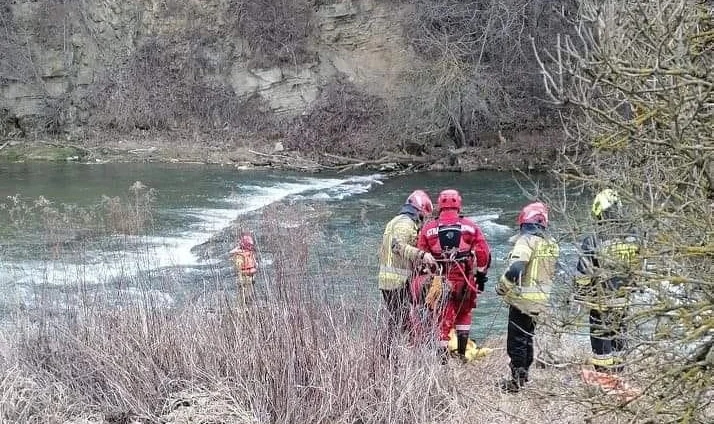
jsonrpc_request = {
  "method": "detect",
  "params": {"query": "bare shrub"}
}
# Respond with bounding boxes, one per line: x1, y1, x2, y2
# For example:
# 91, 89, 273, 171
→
230, 0, 314, 68
88, 34, 276, 133
400, 0, 578, 146
0, 107, 22, 137
101, 181, 156, 236
42, 95, 72, 135
534, 0, 713, 422
85, 0, 307, 134
0, 200, 477, 423
285, 75, 387, 159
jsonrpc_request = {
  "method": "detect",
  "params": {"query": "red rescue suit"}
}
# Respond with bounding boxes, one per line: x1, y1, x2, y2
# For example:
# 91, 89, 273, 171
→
416, 209, 491, 347
236, 249, 257, 277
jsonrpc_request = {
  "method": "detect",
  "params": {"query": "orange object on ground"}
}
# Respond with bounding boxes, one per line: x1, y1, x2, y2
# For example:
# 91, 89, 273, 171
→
581, 368, 641, 402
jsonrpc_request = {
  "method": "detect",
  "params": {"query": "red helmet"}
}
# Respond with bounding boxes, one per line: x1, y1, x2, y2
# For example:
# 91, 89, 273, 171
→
437, 189, 462, 211
239, 233, 255, 250
517, 202, 549, 228
406, 190, 433, 216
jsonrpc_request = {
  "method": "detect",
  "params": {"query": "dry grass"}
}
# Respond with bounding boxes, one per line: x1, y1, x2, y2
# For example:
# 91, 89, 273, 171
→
0, 199, 659, 424
0, 183, 156, 255
100, 181, 156, 236
0, 298, 605, 424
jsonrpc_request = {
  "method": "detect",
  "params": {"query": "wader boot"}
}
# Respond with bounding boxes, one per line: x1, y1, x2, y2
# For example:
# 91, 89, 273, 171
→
456, 331, 469, 363
500, 366, 529, 393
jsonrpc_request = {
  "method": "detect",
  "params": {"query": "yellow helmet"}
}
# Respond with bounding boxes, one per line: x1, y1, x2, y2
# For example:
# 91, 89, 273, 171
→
592, 189, 621, 220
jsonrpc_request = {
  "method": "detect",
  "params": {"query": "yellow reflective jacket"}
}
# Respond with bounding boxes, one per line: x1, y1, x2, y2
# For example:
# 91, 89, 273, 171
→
378, 213, 422, 290
575, 233, 640, 310
499, 232, 560, 315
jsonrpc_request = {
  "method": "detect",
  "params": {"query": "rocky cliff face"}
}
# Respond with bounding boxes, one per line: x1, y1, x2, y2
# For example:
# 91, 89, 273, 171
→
0, 0, 418, 138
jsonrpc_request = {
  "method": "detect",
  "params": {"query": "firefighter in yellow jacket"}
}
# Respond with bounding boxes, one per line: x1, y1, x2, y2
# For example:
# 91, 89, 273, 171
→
378, 190, 436, 339
229, 232, 258, 304
575, 189, 641, 373
496, 202, 560, 392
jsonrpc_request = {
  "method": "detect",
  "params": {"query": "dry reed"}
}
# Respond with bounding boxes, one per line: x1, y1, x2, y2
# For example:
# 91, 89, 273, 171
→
0, 197, 657, 424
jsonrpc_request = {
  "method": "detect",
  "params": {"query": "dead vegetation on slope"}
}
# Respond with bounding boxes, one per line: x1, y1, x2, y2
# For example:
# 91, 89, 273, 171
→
1, 0, 570, 168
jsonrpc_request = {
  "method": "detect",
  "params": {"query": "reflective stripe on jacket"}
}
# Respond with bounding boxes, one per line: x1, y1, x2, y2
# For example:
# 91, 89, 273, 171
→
378, 214, 420, 290
575, 234, 640, 310
502, 233, 559, 315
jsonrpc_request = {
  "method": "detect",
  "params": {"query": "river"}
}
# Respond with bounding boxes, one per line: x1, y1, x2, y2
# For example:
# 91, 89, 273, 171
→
0, 162, 573, 341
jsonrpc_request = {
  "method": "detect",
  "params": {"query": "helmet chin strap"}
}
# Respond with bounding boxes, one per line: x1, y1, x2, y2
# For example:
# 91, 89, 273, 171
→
416, 212, 427, 226
439, 207, 460, 216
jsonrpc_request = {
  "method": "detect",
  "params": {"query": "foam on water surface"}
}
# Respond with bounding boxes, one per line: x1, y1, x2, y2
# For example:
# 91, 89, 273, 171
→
0, 173, 387, 289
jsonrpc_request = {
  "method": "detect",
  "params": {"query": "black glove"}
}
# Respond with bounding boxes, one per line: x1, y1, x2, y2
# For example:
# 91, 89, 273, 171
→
475, 271, 488, 293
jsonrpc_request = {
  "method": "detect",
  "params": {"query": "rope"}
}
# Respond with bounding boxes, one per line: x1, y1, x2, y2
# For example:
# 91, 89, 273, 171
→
425, 249, 510, 343
248, 243, 511, 344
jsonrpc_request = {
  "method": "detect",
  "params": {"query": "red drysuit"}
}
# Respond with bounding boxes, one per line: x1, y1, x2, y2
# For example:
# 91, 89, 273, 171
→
416, 209, 491, 347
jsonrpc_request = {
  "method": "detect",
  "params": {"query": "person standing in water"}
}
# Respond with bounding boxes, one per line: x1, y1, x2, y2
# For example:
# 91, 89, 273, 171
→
229, 231, 258, 304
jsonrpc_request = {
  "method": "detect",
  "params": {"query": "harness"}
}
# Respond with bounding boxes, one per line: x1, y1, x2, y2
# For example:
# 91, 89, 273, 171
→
431, 222, 478, 297
409, 221, 480, 341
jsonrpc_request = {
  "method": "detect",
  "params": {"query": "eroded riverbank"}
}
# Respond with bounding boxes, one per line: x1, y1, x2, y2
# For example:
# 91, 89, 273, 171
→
0, 127, 563, 174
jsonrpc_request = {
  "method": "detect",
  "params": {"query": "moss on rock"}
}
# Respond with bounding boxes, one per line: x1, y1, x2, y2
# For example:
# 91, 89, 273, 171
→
0, 143, 87, 162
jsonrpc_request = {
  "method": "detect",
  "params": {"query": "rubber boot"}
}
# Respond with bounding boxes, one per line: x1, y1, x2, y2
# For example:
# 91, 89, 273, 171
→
456, 331, 469, 356
499, 378, 521, 393
500, 366, 529, 393
513, 366, 530, 384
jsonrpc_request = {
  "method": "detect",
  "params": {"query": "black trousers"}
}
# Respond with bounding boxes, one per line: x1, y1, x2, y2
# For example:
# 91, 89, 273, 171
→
507, 306, 536, 382
380, 285, 411, 359
381, 285, 411, 333
589, 308, 627, 371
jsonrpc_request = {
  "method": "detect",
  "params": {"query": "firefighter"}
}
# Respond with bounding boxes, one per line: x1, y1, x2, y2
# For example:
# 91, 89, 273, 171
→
229, 232, 258, 304
496, 202, 560, 392
416, 189, 491, 362
378, 190, 436, 345
575, 189, 641, 373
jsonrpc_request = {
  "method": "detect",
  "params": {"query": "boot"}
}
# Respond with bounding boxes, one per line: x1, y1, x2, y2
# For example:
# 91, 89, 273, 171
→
500, 366, 529, 393
513, 366, 530, 384
456, 331, 469, 356
499, 378, 522, 393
